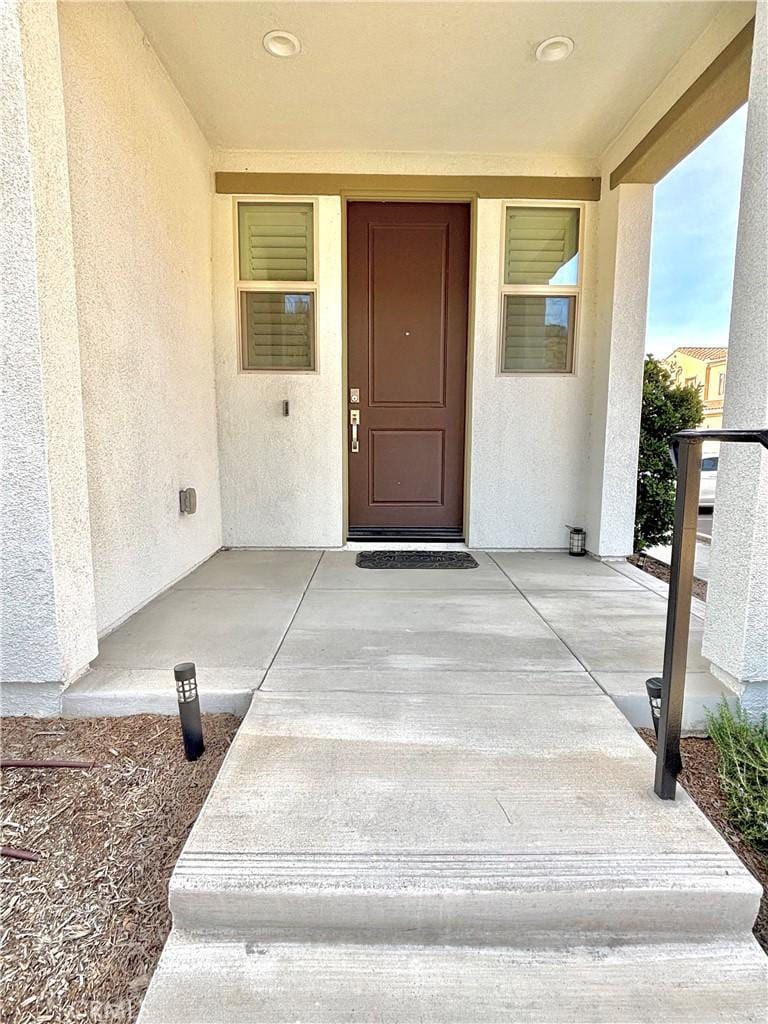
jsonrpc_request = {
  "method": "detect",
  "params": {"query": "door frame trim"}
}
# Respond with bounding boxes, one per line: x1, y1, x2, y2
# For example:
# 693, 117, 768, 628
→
341, 194, 476, 541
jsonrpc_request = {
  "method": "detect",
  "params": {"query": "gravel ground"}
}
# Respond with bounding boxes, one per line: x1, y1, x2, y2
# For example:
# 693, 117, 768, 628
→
639, 729, 767, 955
0, 714, 240, 1024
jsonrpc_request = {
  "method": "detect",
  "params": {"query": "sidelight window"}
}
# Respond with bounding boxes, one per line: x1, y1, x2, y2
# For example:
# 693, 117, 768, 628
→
499, 204, 582, 374
236, 201, 317, 371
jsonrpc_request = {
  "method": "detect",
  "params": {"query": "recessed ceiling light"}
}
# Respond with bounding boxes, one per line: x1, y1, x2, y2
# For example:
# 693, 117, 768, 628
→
535, 36, 575, 63
262, 30, 301, 58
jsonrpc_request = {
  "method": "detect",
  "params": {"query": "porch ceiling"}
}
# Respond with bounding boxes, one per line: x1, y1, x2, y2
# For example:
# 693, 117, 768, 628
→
126, 1, 746, 157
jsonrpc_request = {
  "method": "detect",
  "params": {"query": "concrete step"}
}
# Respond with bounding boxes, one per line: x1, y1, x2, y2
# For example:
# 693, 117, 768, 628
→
169, 691, 761, 945
171, 849, 759, 946
137, 935, 768, 1024
592, 669, 738, 734
62, 664, 260, 717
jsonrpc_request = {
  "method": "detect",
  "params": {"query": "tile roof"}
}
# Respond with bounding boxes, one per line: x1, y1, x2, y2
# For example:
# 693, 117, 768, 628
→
665, 346, 728, 362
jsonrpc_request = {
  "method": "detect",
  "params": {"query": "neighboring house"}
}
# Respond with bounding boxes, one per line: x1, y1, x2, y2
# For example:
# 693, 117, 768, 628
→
663, 346, 729, 428
1, 0, 766, 725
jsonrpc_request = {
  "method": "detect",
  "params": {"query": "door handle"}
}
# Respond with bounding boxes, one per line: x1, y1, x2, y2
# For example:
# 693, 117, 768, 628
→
350, 409, 360, 453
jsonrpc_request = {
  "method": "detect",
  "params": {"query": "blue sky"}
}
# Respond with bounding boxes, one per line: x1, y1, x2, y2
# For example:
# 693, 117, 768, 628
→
645, 104, 747, 357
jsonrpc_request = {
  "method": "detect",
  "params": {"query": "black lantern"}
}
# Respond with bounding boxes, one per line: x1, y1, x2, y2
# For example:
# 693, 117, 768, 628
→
174, 662, 205, 761
645, 677, 663, 737
567, 525, 586, 557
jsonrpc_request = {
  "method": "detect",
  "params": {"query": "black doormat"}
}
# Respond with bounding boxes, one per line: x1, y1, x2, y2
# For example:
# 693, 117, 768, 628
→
355, 550, 479, 570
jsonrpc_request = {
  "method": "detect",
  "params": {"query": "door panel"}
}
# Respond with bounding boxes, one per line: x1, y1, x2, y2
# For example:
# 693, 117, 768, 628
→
370, 224, 447, 407
347, 202, 470, 533
370, 430, 445, 506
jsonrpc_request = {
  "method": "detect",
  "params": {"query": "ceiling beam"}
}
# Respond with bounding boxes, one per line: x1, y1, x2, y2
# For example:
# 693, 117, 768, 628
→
215, 173, 602, 202
610, 18, 754, 190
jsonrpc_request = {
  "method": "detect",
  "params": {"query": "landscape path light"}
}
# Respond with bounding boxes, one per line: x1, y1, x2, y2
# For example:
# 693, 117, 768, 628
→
174, 662, 205, 762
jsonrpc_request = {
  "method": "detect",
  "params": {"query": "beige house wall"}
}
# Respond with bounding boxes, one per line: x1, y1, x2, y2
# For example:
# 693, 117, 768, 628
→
662, 351, 728, 429
58, 1, 222, 634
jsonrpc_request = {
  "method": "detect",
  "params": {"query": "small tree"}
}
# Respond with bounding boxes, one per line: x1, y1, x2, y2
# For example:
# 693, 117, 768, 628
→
634, 356, 704, 551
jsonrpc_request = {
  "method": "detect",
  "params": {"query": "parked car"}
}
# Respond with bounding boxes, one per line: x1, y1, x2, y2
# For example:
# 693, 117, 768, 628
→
699, 454, 718, 508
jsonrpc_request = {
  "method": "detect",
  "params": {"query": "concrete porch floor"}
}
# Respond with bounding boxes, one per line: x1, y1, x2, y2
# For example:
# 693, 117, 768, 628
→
65, 549, 734, 732
117, 549, 766, 1023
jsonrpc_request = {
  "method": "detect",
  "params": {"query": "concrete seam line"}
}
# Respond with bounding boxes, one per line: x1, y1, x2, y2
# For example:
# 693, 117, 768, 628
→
256, 552, 325, 690
485, 553, 612, 700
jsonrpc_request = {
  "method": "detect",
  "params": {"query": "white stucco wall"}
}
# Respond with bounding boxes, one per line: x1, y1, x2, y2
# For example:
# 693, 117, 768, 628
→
703, 0, 768, 716
208, 13, 750, 555
213, 151, 602, 549
58, 2, 222, 633
579, 5, 752, 560
467, 199, 598, 549
578, 3, 752, 561
586, 182, 654, 558
213, 195, 344, 548
213, 187, 599, 550
1, 0, 97, 707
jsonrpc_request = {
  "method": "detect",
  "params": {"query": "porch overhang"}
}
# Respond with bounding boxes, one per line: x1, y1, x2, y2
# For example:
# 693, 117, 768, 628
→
129, 2, 755, 176
610, 18, 754, 189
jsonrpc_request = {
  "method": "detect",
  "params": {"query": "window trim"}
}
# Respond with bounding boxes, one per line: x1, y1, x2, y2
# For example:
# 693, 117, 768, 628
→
497, 200, 584, 377
234, 196, 320, 374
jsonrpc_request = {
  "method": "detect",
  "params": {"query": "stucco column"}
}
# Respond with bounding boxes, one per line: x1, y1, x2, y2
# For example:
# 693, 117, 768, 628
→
587, 182, 654, 558
1, 0, 98, 713
702, 1, 768, 720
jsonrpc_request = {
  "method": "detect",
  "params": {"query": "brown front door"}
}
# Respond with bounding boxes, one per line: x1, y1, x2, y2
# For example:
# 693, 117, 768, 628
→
347, 202, 470, 536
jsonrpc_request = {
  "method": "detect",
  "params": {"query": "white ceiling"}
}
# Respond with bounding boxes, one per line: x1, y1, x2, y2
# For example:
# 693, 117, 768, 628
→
128, 1, 733, 155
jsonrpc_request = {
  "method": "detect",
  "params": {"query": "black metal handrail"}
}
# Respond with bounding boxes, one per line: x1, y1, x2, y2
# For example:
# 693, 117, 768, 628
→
648, 427, 768, 799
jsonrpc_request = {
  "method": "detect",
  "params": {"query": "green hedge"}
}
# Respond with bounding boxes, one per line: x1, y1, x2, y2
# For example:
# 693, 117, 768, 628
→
635, 356, 704, 552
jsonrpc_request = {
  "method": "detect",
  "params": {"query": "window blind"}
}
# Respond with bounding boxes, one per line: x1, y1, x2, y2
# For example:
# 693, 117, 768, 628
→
241, 292, 315, 370
504, 208, 579, 286
502, 295, 574, 372
238, 203, 314, 282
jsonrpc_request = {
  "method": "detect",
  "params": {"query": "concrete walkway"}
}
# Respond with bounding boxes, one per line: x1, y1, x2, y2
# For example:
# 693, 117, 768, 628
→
66, 550, 733, 731
71, 551, 766, 1022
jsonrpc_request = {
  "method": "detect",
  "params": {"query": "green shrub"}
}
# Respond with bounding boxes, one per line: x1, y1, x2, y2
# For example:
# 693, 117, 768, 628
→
707, 701, 768, 854
634, 356, 704, 552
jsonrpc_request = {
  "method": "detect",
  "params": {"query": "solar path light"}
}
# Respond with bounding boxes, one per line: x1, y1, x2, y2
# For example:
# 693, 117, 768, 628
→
645, 677, 663, 738
174, 662, 205, 761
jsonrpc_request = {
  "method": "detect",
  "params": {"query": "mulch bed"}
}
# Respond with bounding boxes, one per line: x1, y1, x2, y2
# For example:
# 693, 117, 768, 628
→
0, 714, 240, 1024
639, 729, 767, 954
629, 552, 708, 601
